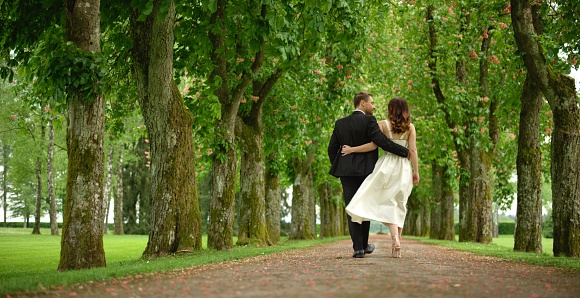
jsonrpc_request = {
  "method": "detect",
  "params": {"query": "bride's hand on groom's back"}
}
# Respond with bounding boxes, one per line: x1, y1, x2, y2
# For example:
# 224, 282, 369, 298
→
341, 145, 354, 156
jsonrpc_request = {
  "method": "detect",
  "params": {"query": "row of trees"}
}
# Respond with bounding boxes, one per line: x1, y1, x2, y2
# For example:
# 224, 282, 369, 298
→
1, 0, 578, 271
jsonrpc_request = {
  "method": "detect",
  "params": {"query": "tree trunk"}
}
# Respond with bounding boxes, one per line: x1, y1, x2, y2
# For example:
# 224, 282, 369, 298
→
130, 0, 202, 257
470, 25, 498, 245
33, 121, 47, 235
514, 76, 543, 252
265, 157, 281, 244
332, 185, 346, 236
439, 164, 455, 240
511, 0, 580, 257
290, 147, 317, 240
103, 146, 114, 234
457, 150, 472, 242
205, 0, 232, 251
59, 0, 106, 271
47, 115, 58, 236
319, 182, 333, 238
458, 54, 480, 243
470, 143, 493, 244
206, 0, 266, 250
237, 119, 269, 246
2, 145, 9, 227
32, 156, 42, 235
492, 203, 499, 238
236, 68, 281, 247
429, 161, 441, 239
24, 194, 29, 228
419, 199, 429, 237
124, 169, 138, 233
404, 191, 420, 236
114, 148, 124, 235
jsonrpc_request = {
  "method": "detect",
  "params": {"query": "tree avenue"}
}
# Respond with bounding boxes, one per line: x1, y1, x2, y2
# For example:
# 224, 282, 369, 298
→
1, 0, 580, 272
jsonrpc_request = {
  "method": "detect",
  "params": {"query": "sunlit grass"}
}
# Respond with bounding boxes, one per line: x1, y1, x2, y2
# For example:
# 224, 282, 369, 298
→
410, 234, 579, 272
0, 227, 348, 295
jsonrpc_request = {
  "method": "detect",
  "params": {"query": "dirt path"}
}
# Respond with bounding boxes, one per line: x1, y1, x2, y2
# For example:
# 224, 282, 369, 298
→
15, 235, 580, 298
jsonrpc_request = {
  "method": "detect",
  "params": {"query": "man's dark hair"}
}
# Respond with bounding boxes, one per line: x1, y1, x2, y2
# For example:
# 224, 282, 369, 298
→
353, 92, 373, 108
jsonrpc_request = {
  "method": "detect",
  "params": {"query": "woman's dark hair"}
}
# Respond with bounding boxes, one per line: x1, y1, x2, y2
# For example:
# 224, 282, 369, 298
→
388, 97, 411, 134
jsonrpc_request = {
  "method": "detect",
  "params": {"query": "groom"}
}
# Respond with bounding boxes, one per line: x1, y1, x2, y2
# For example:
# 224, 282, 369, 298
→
328, 92, 409, 258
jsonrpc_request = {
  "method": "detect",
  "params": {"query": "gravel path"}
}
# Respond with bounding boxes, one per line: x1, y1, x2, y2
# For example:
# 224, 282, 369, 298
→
13, 235, 580, 298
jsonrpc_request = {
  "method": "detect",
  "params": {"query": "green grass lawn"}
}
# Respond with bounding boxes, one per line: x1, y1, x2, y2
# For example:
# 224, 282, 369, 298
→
411, 234, 580, 272
0, 228, 348, 295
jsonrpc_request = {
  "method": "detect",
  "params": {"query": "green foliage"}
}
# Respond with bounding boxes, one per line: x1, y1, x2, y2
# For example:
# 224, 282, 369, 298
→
540, 1, 580, 73
0, 0, 63, 82
21, 26, 107, 110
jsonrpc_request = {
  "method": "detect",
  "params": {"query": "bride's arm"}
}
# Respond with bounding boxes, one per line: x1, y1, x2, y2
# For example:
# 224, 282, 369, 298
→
341, 142, 378, 156
408, 124, 420, 185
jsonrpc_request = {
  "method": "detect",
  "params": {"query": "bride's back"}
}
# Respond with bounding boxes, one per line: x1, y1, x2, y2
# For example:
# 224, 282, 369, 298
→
379, 120, 410, 141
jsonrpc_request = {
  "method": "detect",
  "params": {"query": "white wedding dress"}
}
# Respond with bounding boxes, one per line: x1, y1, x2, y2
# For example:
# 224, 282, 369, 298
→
345, 120, 413, 228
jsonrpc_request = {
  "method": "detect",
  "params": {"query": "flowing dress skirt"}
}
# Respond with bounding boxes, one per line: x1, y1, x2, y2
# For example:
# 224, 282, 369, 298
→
345, 151, 413, 228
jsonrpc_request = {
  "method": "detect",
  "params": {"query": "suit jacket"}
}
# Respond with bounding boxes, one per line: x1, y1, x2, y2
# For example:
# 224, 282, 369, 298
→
328, 111, 409, 177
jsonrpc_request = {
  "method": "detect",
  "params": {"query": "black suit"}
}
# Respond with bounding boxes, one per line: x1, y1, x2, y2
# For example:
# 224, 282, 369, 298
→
328, 111, 409, 252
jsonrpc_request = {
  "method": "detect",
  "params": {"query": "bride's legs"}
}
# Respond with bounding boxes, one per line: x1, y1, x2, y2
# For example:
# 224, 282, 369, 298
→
385, 223, 401, 258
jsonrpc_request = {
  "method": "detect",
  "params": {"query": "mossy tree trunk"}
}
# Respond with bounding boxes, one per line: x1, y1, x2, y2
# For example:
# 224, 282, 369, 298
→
130, 0, 202, 257
457, 150, 473, 241
319, 182, 339, 238
515, 76, 543, 253
114, 148, 124, 235
469, 25, 499, 245
237, 68, 282, 247
332, 185, 346, 236
58, 0, 106, 271
511, 0, 580, 257
439, 164, 455, 241
32, 156, 42, 235
470, 25, 501, 244
419, 199, 429, 237
237, 119, 269, 246
47, 115, 58, 236
429, 161, 441, 239
207, 0, 266, 250
404, 192, 420, 236
290, 145, 317, 240
469, 143, 493, 244
265, 155, 281, 245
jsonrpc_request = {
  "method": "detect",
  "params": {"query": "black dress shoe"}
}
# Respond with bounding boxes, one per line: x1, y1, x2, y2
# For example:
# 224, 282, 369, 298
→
364, 244, 375, 254
352, 250, 365, 258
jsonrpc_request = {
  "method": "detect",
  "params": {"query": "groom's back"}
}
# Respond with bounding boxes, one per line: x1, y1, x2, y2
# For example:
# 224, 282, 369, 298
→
329, 113, 379, 177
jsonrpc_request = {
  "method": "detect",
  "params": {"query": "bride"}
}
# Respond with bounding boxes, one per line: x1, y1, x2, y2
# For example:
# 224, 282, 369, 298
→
342, 97, 420, 258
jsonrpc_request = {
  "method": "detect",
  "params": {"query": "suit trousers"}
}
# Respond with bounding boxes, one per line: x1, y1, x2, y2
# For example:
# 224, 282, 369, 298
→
340, 176, 370, 252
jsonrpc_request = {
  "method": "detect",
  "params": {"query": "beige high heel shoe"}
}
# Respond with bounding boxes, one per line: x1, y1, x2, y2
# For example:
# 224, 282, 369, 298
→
391, 235, 401, 258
